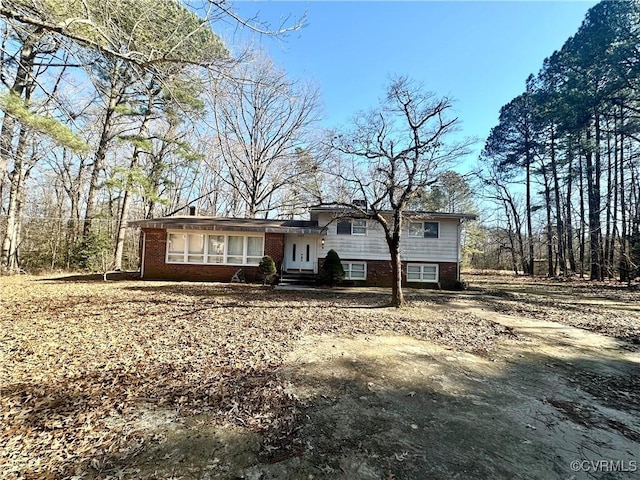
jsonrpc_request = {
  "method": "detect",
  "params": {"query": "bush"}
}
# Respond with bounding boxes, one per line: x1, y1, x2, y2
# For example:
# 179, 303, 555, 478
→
258, 255, 277, 285
319, 249, 345, 287
452, 280, 468, 291
70, 233, 112, 272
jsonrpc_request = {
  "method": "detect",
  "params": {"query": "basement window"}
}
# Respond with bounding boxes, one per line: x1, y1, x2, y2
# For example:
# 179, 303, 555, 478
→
406, 264, 438, 282
342, 262, 367, 280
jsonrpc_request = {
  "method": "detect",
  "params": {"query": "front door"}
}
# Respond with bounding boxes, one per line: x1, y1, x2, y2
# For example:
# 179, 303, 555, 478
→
285, 236, 316, 272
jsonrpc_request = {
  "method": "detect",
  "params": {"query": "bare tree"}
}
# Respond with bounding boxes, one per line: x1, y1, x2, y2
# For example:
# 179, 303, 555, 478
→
328, 76, 471, 307
208, 54, 321, 218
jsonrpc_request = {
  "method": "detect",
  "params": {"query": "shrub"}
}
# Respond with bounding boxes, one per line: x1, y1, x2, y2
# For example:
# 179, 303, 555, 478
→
70, 233, 112, 272
452, 280, 468, 291
319, 249, 345, 287
258, 255, 277, 285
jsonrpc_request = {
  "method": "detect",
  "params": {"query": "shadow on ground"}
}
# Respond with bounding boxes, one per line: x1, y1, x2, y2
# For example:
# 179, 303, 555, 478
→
80, 337, 640, 480
40, 271, 141, 282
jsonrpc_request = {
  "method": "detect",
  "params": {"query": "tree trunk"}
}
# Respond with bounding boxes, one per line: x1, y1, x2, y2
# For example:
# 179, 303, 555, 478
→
82, 84, 121, 240
604, 121, 613, 278
146, 121, 178, 218
0, 32, 39, 209
0, 31, 38, 270
550, 125, 565, 276
610, 117, 619, 278
541, 161, 554, 277
502, 198, 519, 275
113, 92, 154, 270
525, 159, 534, 275
579, 153, 586, 279
388, 213, 405, 308
619, 127, 629, 282
566, 148, 577, 273
585, 124, 602, 281
1, 126, 28, 269
593, 114, 604, 280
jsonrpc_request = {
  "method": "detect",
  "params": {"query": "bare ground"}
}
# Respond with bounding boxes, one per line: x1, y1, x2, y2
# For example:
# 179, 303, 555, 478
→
0, 273, 638, 479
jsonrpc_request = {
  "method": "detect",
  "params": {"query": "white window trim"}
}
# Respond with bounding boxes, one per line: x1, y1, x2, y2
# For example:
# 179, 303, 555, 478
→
336, 218, 367, 235
166, 230, 264, 266
408, 221, 439, 239
406, 263, 439, 283
342, 262, 367, 280
351, 219, 367, 235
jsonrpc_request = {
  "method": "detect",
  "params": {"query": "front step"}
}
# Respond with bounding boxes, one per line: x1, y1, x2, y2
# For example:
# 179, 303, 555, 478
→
279, 271, 317, 287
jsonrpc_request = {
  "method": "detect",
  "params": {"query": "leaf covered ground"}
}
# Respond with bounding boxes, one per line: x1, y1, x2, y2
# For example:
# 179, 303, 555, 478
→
466, 273, 640, 347
1, 275, 515, 479
1, 273, 638, 479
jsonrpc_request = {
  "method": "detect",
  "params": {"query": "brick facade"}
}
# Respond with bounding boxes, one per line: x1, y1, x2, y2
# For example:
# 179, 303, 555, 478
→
328, 258, 459, 289
141, 229, 285, 282
140, 227, 460, 288
264, 233, 284, 270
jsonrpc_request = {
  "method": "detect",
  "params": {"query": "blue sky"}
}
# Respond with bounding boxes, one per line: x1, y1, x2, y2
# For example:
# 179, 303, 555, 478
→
222, 1, 599, 170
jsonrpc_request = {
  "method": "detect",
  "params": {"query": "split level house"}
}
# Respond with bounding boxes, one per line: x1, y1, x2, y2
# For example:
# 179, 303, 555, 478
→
129, 206, 476, 288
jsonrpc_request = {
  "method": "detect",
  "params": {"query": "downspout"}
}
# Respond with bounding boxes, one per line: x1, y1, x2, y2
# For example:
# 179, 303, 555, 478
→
140, 230, 146, 278
456, 219, 461, 282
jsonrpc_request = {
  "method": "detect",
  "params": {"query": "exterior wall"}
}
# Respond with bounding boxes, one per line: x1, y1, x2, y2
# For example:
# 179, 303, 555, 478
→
137, 213, 463, 288
315, 212, 462, 263
264, 233, 285, 270
321, 257, 459, 289
141, 228, 284, 282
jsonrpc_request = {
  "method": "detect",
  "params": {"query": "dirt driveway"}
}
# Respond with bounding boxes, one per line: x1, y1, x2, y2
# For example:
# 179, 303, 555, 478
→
1, 274, 638, 479
270, 308, 639, 479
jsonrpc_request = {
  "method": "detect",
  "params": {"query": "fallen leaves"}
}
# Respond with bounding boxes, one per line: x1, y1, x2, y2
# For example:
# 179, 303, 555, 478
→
0, 275, 519, 478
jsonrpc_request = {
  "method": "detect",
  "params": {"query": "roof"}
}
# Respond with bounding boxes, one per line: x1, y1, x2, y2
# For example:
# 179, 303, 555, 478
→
309, 206, 477, 221
128, 216, 324, 234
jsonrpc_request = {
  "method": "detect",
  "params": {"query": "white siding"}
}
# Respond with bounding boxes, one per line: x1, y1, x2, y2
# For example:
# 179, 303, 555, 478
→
316, 212, 460, 263
316, 212, 389, 260
402, 219, 459, 262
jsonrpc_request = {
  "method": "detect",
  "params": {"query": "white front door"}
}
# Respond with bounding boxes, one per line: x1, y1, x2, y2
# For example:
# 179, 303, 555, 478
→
285, 236, 317, 271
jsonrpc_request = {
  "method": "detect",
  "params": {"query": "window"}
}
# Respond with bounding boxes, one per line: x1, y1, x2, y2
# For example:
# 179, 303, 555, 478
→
246, 237, 263, 265
352, 219, 367, 235
227, 236, 244, 264
167, 233, 186, 262
406, 264, 438, 282
408, 221, 439, 238
207, 235, 224, 263
167, 232, 264, 265
337, 220, 352, 235
337, 219, 367, 235
188, 234, 205, 263
342, 262, 367, 280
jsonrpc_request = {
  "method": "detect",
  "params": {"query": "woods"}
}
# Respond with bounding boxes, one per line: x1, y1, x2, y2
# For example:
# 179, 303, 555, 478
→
1, 0, 640, 284
480, 1, 640, 281
0, 1, 314, 272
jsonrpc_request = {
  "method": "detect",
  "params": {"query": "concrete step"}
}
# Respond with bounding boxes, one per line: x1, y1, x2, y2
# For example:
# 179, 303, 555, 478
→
280, 271, 317, 286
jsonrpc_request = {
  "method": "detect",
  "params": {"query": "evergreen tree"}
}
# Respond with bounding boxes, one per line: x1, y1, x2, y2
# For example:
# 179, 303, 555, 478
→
258, 255, 277, 285
320, 249, 345, 287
